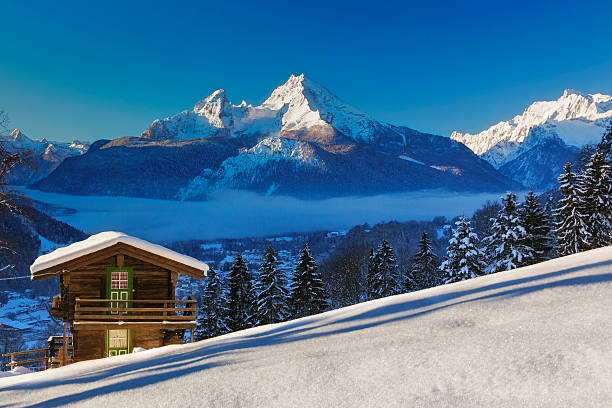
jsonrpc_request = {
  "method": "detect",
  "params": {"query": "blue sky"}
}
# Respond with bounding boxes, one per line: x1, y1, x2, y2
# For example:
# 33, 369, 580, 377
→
1, 0, 611, 143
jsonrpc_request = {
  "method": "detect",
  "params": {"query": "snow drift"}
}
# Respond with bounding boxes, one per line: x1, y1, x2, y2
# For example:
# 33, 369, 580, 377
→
2, 247, 612, 407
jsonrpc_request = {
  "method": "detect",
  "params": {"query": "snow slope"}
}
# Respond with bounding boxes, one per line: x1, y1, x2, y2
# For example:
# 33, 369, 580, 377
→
3, 247, 612, 407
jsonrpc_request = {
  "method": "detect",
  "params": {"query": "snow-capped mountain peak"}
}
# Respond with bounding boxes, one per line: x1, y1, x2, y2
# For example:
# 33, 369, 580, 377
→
261, 73, 382, 142
450, 89, 612, 190
451, 89, 612, 167
139, 74, 395, 144
1, 129, 89, 186
9, 128, 29, 142
4, 128, 46, 151
192, 89, 235, 129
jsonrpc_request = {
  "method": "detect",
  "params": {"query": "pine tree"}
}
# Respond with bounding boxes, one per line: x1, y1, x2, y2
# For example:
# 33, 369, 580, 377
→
440, 216, 485, 283
370, 240, 401, 298
486, 192, 533, 272
519, 191, 553, 265
543, 193, 558, 259
597, 120, 612, 160
226, 252, 255, 331
365, 248, 379, 301
290, 244, 328, 318
254, 245, 289, 325
555, 162, 590, 256
407, 231, 441, 290
580, 151, 612, 249
194, 268, 229, 340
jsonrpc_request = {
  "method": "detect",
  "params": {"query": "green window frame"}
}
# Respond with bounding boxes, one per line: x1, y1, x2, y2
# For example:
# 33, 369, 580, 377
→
105, 328, 132, 357
106, 267, 133, 314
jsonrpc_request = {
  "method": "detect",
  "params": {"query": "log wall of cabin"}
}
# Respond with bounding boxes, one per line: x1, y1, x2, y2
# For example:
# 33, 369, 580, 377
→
72, 328, 170, 361
62, 254, 174, 321
64, 253, 177, 361
72, 329, 105, 362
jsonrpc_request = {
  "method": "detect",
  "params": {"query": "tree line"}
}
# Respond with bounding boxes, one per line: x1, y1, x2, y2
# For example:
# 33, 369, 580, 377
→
269, 122, 612, 318
195, 244, 328, 340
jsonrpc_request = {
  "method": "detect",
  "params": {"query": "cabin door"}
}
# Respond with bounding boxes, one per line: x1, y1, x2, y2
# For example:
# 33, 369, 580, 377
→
105, 329, 132, 357
106, 267, 133, 314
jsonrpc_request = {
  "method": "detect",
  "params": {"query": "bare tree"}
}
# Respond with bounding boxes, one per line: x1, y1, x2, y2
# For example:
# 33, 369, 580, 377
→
0, 111, 32, 276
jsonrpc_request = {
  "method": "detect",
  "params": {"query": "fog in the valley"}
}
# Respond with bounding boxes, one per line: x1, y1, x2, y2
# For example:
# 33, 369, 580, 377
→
22, 188, 511, 242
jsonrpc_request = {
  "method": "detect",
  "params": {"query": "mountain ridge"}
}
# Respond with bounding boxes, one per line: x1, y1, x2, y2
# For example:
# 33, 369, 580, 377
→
31, 74, 521, 199
451, 89, 612, 189
1, 128, 88, 185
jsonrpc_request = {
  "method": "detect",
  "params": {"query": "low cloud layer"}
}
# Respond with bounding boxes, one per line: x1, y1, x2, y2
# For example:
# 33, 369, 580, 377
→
23, 188, 508, 242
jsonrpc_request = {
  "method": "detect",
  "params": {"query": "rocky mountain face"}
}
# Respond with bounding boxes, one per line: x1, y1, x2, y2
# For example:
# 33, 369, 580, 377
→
1, 129, 88, 186
451, 90, 612, 190
33, 74, 520, 199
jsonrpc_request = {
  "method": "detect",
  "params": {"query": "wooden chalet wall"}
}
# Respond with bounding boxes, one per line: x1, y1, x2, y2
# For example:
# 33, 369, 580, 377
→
63, 254, 178, 362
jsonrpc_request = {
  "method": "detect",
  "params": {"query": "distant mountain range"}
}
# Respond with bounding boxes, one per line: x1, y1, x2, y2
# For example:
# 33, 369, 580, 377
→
451, 90, 612, 190
29, 74, 518, 200
1, 129, 88, 185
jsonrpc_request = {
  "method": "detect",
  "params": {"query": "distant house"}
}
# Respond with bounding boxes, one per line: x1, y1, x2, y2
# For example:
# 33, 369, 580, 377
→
27, 231, 208, 365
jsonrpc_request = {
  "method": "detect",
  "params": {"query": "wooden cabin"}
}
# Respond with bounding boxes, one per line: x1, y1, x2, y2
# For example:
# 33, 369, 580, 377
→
29, 231, 208, 364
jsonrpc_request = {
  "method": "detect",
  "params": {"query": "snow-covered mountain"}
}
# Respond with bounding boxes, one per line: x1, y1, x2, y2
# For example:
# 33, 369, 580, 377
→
3, 246, 611, 406
33, 74, 519, 199
451, 90, 612, 190
140, 74, 403, 145
1, 128, 88, 185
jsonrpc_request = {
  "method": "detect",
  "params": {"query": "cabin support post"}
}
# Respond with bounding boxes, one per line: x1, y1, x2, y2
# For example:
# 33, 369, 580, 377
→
62, 321, 68, 367
190, 329, 194, 343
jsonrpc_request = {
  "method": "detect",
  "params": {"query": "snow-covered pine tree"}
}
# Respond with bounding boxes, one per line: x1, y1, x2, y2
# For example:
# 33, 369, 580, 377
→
407, 231, 441, 290
580, 151, 612, 249
439, 216, 485, 283
254, 245, 289, 325
486, 192, 533, 272
543, 193, 558, 259
290, 244, 328, 318
194, 268, 229, 340
365, 248, 379, 301
371, 240, 401, 299
519, 191, 553, 265
598, 120, 612, 160
555, 162, 590, 256
226, 252, 256, 331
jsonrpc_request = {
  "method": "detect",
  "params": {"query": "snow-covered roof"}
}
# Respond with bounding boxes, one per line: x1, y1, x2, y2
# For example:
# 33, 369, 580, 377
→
30, 231, 209, 278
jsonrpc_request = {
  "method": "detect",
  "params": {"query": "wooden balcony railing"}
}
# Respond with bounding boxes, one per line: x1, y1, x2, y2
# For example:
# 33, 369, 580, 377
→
74, 298, 197, 323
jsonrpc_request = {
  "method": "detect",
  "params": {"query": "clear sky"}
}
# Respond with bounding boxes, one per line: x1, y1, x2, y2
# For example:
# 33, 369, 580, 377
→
1, 0, 611, 143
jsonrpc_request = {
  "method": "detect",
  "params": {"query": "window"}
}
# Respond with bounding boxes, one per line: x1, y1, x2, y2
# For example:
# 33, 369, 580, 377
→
111, 271, 129, 289
108, 329, 128, 348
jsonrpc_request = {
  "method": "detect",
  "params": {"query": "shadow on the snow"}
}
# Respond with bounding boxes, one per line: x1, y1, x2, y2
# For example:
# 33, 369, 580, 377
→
5, 258, 612, 407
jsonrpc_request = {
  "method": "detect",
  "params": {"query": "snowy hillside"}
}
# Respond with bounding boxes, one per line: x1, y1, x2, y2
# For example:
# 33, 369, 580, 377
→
3, 247, 612, 407
1, 128, 88, 185
451, 90, 612, 189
